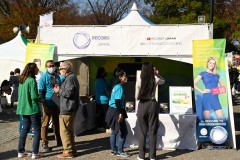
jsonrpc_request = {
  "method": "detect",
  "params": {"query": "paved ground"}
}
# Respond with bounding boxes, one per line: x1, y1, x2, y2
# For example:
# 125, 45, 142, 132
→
1, 97, 240, 160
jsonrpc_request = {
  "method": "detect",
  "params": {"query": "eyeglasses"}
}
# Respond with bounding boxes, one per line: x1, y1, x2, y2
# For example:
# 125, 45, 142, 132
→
47, 65, 55, 68
59, 68, 66, 70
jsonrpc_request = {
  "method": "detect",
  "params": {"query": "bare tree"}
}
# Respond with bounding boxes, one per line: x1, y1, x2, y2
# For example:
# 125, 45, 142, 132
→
0, 0, 10, 17
85, 0, 142, 25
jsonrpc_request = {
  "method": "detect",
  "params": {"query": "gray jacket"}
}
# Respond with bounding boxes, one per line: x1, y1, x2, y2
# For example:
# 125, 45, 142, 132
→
58, 72, 80, 115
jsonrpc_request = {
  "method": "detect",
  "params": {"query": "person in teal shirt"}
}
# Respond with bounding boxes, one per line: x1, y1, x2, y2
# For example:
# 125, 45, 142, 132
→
16, 63, 43, 159
38, 60, 62, 150
105, 68, 129, 157
95, 67, 111, 131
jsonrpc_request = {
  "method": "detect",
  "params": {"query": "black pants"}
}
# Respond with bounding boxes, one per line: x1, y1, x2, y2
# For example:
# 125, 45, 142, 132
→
137, 99, 159, 159
96, 104, 109, 129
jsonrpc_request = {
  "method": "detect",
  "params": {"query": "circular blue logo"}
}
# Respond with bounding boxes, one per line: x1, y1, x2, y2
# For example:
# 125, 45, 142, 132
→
73, 32, 91, 49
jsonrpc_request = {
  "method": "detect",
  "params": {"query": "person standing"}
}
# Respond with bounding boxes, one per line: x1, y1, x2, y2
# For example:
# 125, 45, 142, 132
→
228, 63, 239, 97
38, 60, 62, 151
135, 62, 165, 160
105, 68, 130, 157
9, 68, 20, 108
53, 61, 79, 159
16, 63, 43, 159
95, 67, 111, 132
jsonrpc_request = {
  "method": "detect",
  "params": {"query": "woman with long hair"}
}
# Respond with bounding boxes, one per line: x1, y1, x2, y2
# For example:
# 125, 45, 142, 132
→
194, 57, 225, 120
17, 63, 43, 159
105, 68, 130, 157
135, 62, 165, 160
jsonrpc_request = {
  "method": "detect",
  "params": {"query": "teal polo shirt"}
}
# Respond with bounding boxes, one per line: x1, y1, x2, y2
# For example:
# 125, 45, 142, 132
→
38, 72, 61, 107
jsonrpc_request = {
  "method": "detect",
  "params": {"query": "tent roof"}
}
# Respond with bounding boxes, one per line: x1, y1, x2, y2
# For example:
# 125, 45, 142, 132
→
0, 32, 28, 84
0, 32, 28, 62
112, 3, 154, 26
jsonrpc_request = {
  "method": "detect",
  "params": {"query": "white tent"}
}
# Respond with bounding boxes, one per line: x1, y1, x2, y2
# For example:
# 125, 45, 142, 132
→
112, 3, 154, 26
0, 32, 27, 85
38, 3, 212, 64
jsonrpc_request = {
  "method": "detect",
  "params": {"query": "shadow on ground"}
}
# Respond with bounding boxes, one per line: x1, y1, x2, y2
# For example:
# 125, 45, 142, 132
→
0, 149, 18, 159
0, 105, 19, 123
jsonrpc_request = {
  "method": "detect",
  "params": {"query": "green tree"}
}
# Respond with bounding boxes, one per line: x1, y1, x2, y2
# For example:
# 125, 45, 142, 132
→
144, 0, 239, 51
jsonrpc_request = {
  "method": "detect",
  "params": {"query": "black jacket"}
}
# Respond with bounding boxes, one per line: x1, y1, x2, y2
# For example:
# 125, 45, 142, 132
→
229, 67, 239, 85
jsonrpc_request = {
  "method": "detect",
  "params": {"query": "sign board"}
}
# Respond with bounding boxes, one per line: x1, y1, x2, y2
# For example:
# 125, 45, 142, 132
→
169, 86, 193, 114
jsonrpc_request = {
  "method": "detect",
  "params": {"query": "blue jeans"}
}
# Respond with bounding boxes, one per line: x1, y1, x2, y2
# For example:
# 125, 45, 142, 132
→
110, 119, 128, 153
18, 112, 41, 154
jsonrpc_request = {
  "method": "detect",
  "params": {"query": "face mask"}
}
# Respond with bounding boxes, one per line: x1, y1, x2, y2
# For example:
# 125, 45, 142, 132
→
125, 78, 128, 83
47, 67, 55, 74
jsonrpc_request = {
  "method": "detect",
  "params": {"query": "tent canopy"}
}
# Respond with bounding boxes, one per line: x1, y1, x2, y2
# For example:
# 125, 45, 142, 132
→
0, 32, 27, 61
112, 3, 154, 26
0, 32, 28, 84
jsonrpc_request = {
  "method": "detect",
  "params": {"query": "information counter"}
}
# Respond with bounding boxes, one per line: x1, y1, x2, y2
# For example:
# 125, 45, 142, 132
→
124, 113, 198, 150
74, 100, 96, 136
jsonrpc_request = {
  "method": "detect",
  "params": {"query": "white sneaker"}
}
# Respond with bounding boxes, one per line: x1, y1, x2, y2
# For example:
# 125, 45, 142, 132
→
137, 156, 144, 160
18, 151, 32, 158
32, 152, 43, 159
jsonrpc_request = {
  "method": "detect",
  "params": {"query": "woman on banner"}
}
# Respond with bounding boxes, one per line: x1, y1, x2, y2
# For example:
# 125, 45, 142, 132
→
135, 62, 165, 160
194, 57, 225, 120
16, 63, 43, 159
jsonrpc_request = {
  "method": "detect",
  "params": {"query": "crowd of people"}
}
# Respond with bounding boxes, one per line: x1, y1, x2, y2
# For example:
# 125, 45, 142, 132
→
1, 56, 240, 159
0, 60, 167, 159
0, 60, 79, 159
229, 63, 240, 98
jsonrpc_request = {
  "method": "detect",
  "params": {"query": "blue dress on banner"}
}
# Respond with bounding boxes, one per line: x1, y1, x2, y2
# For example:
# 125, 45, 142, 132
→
200, 71, 222, 111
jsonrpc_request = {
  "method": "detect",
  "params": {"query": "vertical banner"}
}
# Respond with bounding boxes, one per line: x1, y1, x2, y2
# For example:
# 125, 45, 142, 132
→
25, 43, 55, 71
26, 43, 55, 83
20, 43, 55, 134
193, 39, 229, 144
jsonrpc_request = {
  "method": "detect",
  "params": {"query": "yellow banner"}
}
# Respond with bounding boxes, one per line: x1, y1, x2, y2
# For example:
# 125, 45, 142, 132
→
25, 43, 55, 73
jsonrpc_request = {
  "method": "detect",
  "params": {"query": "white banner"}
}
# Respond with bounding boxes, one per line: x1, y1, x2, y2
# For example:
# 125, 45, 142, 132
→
39, 25, 210, 60
39, 12, 53, 26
